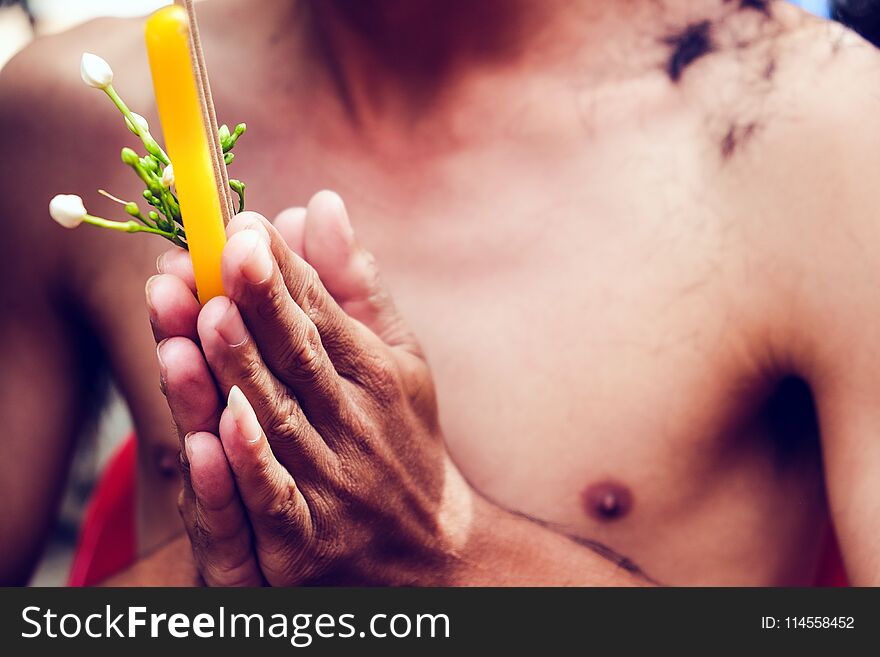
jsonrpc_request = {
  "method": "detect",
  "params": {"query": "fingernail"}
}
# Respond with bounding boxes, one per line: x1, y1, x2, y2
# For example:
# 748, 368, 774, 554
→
244, 219, 271, 244
183, 432, 196, 462
156, 338, 169, 373
145, 275, 159, 315
216, 298, 248, 347
337, 197, 355, 242
156, 252, 166, 273
228, 385, 262, 443
156, 339, 169, 394
239, 229, 273, 284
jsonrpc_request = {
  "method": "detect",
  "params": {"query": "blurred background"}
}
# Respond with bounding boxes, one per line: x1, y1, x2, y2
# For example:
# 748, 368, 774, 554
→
0, 0, 173, 586
0, 0, 868, 585
0, 1, 174, 68
0, 1, 846, 72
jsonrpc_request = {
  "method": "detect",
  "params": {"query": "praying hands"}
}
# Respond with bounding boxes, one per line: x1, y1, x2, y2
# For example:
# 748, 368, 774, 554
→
145, 191, 646, 587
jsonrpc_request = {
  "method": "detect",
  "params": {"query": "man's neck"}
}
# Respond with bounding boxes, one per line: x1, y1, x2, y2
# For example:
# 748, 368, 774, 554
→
299, 0, 775, 125
303, 0, 625, 123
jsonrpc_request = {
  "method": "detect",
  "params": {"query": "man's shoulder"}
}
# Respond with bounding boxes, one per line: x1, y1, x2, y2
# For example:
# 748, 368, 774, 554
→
726, 14, 880, 358
776, 15, 880, 127
717, 13, 880, 208
0, 15, 150, 119
766, 17, 880, 145
0, 16, 154, 250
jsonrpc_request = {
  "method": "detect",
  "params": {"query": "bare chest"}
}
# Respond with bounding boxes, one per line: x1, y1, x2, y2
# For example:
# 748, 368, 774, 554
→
381, 195, 825, 583
247, 132, 825, 581
92, 110, 825, 580
242, 140, 734, 461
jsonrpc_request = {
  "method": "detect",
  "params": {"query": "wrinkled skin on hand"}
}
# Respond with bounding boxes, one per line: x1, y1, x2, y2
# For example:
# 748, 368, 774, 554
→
147, 192, 474, 586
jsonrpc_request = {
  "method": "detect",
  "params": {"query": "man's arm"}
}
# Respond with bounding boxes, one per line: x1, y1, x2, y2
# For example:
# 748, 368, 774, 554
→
814, 354, 880, 584
759, 29, 880, 585
103, 535, 201, 586
0, 34, 122, 585
0, 284, 88, 584
802, 156, 880, 584
0, 105, 84, 585
104, 498, 650, 587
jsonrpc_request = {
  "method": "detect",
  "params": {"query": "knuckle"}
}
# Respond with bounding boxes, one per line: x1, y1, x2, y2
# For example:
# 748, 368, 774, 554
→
263, 479, 302, 528
267, 408, 301, 445
362, 351, 403, 407
301, 325, 325, 371
402, 357, 436, 407
205, 553, 257, 587
255, 278, 289, 323
372, 352, 400, 387
407, 377, 438, 422
253, 447, 279, 489
239, 353, 267, 388
307, 501, 344, 561
280, 324, 325, 381
299, 267, 326, 321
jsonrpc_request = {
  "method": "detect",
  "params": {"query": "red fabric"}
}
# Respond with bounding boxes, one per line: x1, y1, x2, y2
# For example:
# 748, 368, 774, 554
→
68, 433, 849, 586
67, 435, 137, 587
815, 532, 849, 587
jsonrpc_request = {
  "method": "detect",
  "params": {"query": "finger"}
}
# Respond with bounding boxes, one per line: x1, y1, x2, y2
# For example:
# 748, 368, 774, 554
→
272, 207, 306, 257
303, 191, 417, 352
226, 211, 418, 407
235, 201, 384, 341
146, 274, 200, 343
196, 295, 335, 466
302, 192, 429, 406
181, 431, 263, 587
156, 337, 222, 457
219, 229, 359, 420
152, 210, 305, 299
219, 386, 315, 584
156, 248, 197, 296
225, 213, 375, 372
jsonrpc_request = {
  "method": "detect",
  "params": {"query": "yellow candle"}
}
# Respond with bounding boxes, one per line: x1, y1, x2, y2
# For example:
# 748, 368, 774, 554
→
145, 5, 226, 304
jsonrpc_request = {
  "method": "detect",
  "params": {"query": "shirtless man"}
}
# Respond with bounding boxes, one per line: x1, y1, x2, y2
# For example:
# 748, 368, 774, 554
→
2, 0, 879, 585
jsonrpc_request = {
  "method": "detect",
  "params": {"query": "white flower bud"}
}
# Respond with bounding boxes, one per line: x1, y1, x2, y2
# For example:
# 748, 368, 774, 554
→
161, 163, 175, 188
80, 52, 113, 89
49, 194, 88, 229
125, 112, 150, 135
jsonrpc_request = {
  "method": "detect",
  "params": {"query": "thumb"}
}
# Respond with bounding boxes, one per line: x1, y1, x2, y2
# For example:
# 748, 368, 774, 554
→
303, 190, 419, 355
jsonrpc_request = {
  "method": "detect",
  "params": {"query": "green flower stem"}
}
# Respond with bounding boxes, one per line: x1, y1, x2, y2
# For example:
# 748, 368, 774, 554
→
230, 180, 245, 213
103, 84, 170, 166
123, 152, 164, 196
87, 84, 246, 252
129, 208, 157, 228
236, 185, 245, 213
164, 192, 181, 222
83, 214, 185, 247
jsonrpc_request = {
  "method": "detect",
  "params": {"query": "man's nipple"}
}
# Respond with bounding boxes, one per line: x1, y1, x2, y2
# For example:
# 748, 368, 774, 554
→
581, 480, 633, 521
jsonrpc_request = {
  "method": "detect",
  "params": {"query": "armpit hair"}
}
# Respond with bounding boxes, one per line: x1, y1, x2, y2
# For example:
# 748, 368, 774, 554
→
664, 20, 714, 83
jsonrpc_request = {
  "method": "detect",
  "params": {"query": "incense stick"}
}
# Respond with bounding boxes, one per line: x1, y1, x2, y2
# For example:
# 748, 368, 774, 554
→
174, 0, 235, 226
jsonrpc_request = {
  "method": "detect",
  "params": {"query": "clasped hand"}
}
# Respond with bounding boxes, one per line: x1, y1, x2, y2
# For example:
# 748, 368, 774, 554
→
146, 191, 473, 586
